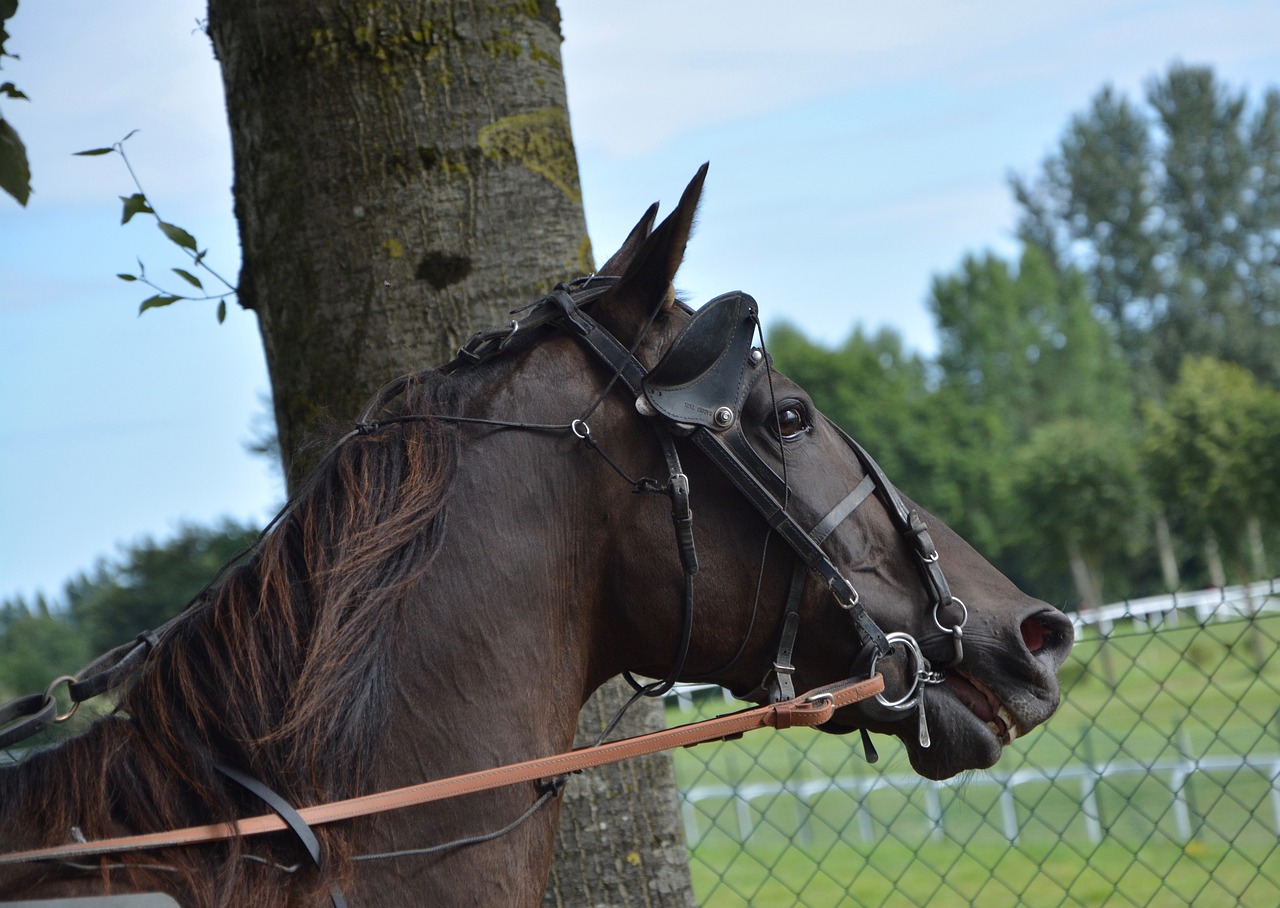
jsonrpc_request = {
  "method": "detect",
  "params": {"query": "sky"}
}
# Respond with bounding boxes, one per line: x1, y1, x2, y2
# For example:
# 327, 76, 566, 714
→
2, 0, 1278, 606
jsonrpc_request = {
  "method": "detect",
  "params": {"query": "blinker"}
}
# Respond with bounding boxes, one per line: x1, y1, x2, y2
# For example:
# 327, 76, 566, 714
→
642, 292, 759, 431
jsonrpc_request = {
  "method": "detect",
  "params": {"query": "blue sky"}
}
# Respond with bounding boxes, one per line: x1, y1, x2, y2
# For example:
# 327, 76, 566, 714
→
2, 0, 1278, 605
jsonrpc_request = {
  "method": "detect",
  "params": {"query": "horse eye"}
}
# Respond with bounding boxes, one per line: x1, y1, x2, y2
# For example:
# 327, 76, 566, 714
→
775, 404, 810, 441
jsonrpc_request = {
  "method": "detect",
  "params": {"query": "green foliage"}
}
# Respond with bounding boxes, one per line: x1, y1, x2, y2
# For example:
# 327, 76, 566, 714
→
0, 0, 30, 206
1141, 357, 1280, 564
1011, 418, 1144, 567
0, 596, 89, 700
929, 245, 1133, 439
768, 321, 1024, 568
0, 520, 260, 699
1014, 64, 1280, 389
76, 133, 238, 322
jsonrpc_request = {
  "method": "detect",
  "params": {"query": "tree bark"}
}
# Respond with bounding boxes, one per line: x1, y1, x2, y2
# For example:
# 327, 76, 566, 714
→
206, 1, 694, 902
1203, 533, 1227, 588
543, 683, 697, 908
1245, 515, 1268, 581
208, 0, 593, 484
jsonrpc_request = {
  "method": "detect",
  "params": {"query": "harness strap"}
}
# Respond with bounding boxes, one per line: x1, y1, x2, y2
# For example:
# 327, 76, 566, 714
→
0, 675, 883, 867
689, 429, 892, 655
744, 475, 879, 704
214, 762, 348, 908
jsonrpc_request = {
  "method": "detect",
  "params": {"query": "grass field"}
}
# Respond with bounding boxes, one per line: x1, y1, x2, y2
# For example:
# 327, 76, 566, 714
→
667, 612, 1280, 907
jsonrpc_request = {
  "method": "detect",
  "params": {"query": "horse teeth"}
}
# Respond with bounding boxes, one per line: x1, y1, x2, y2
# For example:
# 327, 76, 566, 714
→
988, 701, 1018, 742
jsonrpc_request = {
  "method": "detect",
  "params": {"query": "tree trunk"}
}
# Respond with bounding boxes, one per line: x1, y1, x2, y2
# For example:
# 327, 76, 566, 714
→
208, 0, 594, 485
1067, 539, 1113, 683
206, 1, 694, 902
1204, 533, 1227, 588
1066, 539, 1101, 615
543, 683, 697, 908
1245, 515, 1268, 581
1153, 508, 1181, 592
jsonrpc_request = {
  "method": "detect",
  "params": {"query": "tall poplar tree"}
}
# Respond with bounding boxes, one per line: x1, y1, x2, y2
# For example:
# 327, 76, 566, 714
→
1014, 64, 1280, 389
204, 2, 693, 903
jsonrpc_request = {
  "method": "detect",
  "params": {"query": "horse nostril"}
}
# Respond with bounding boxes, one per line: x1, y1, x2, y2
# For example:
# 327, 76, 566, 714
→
1021, 616, 1048, 653
1020, 609, 1074, 661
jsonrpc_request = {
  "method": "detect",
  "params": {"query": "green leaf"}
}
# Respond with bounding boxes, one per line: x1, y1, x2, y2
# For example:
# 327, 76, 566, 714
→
216, 300, 227, 324
0, 116, 30, 206
138, 294, 182, 314
116, 273, 138, 282
157, 220, 197, 252
73, 147, 115, 157
172, 268, 203, 290
0, 82, 28, 101
119, 192, 153, 224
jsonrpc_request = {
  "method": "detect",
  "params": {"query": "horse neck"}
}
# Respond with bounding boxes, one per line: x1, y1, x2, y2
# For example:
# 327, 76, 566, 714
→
374, 361, 622, 785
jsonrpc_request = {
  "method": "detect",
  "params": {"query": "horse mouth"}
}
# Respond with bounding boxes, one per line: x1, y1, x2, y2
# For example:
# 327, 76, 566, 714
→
942, 671, 1022, 745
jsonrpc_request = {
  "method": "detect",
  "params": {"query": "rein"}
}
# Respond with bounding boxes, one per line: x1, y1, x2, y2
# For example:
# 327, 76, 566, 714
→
0, 675, 884, 868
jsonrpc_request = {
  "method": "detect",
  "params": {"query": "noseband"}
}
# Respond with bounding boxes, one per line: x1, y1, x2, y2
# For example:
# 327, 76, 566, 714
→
456, 277, 968, 746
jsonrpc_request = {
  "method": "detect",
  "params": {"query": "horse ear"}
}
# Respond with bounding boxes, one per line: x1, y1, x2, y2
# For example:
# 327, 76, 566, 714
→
603, 164, 708, 326
598, 202, 660, 277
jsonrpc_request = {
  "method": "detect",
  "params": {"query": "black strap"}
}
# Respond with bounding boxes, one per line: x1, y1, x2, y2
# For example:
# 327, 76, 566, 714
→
214, 762, 348, 908
744, 476, 881, 704
0, 693, 57, 749
689, 427, 892, 655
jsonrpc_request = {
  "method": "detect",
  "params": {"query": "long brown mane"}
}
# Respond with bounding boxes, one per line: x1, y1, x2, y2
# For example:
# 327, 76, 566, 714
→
1, 370, 461, 905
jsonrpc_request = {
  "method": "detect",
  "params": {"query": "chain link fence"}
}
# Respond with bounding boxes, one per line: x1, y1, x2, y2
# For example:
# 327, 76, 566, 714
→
667, 580, 1280, 907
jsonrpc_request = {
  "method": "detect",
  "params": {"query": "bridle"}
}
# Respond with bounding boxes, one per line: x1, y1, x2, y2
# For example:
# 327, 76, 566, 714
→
513, 277, 969, 744
0, 275, 968, 899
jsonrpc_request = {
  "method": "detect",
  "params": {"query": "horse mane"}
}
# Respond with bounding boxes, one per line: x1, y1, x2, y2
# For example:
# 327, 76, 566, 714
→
1, 369, 462, 905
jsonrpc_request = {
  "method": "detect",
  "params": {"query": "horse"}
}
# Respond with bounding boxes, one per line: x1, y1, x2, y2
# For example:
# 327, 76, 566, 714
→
0, 166, 1074, 907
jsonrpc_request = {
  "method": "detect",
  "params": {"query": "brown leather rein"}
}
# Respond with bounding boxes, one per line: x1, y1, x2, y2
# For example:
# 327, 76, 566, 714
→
0, 675, 882, 867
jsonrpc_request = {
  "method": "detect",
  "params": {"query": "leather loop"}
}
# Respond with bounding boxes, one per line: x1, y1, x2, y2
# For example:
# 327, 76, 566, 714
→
215, 762, 348, 908
0, 693, 57, 749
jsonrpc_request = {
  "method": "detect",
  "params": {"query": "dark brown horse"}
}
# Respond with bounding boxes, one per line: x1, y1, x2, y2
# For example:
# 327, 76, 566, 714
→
0, 168, 1073, 907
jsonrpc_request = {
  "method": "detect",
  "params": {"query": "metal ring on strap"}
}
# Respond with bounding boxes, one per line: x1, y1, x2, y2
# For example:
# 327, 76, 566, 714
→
43, 674, 80, 723
868, 632, 928, 711
934, 596, 968, 634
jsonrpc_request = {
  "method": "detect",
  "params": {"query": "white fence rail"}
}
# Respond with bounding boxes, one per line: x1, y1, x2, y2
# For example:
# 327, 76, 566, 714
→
1069, 577, 1280, 635
680, 750, 1280, 847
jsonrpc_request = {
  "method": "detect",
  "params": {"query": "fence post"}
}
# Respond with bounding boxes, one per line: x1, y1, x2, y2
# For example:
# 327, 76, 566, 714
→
925, 783, 944, 842
1172, 727, 1199, 841
1269, 760, 1280, 837
999, 782, 1019, 843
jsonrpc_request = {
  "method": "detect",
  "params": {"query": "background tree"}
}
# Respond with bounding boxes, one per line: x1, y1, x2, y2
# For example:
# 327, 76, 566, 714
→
767, 321, 1010, 564
1010, 419, 1144, 613
0, 521, 258, 700
0, 596, 88, 700
1014, 64, 1280, 389
202, 1, 692, 903
1141, 357, 1280, 586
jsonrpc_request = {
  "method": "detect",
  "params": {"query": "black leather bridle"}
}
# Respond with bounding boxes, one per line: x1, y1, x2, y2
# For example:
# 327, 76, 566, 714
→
451, 276, 968, 747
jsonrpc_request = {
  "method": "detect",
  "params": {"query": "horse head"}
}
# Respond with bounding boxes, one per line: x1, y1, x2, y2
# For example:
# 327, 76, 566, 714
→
576, 165, 1074, 780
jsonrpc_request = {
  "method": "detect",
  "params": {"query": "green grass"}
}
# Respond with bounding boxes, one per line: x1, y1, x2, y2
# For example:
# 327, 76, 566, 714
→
666, 612, 1280, 907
